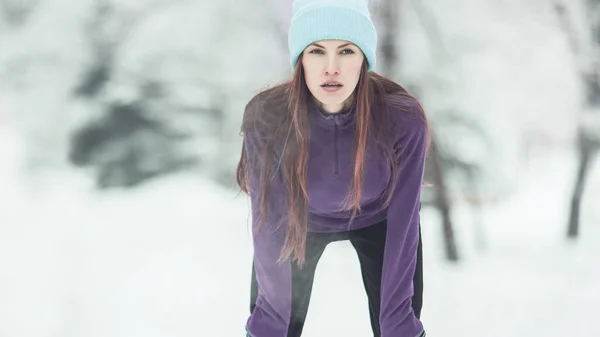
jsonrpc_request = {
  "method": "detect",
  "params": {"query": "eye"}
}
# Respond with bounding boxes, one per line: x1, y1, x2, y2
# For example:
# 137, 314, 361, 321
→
308, 49, 324, 54
340, 49, 355, 55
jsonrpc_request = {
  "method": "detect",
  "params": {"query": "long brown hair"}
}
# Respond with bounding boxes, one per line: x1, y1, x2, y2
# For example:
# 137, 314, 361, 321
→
236, 56, 429, 267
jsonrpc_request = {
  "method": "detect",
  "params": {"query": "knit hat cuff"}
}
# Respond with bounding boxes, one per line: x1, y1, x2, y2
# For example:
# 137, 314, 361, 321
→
288, 6, 377, 71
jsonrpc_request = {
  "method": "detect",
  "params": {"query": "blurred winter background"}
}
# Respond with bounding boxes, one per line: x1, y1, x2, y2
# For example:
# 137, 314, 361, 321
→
1, 0, 599, 336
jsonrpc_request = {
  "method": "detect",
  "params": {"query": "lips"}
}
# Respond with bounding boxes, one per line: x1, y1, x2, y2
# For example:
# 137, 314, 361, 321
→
320, 81, 343, 87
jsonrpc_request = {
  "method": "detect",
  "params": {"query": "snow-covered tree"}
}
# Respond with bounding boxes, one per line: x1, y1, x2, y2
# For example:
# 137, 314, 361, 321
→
67, 0, 288, 188
0, 0, 288, 188
553, 0, 600, 237
0, 0, 93, 173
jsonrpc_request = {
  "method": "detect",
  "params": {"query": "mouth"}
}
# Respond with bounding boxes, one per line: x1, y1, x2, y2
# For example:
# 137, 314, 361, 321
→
320, 81, 343, 93
320, 81, 343, 88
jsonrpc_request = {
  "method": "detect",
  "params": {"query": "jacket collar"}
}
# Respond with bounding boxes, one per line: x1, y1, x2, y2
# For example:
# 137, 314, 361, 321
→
309, 97, 357, 128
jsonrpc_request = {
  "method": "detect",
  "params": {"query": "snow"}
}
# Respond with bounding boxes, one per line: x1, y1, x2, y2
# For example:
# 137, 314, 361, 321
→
1, 138, 599, 337
2, 0, 600, 336
399, 0, 582, 200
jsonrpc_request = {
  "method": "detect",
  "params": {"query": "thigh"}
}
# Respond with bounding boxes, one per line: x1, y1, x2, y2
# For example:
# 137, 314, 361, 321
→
349, 220, 424, 318
349, 220, 387, 282
250, 232, 334, 310
288, 231, 347, 336
250, 231, 341, 337
349, 220, 387, 336
286, 234, 329, 334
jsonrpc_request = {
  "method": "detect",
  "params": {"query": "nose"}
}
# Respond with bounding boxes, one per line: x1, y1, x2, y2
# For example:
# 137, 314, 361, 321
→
324, 56, 340, 76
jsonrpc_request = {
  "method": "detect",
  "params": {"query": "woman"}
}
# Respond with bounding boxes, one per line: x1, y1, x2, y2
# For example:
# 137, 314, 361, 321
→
236, 0, 429, 336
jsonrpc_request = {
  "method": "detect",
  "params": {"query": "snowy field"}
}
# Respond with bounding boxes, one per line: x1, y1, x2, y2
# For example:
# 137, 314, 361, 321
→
1, 128, 599, 337
1, 0, 599, 336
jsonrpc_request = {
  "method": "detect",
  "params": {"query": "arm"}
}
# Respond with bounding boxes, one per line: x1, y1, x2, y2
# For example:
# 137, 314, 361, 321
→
244, 130, 292, 337
380, 117, 428, 337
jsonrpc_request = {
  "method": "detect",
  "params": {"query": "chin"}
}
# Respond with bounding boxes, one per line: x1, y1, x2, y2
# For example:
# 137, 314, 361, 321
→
316, 96, 346, 106
314, 91, 351, 106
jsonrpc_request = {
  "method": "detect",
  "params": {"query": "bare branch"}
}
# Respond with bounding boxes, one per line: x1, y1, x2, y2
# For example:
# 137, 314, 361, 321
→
409, 0, 449, 61
378, 0, 399, 76
553, 1, 581, 58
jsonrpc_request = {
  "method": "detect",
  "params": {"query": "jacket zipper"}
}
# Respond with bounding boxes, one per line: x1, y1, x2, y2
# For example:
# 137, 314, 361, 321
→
334, 123, 339, 174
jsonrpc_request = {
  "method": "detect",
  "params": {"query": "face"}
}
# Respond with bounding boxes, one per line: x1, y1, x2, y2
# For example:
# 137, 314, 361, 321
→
301, 39, 365, 114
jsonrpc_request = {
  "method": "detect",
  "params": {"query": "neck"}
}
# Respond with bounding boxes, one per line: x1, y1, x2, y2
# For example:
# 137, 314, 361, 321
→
315, 93, 354, 114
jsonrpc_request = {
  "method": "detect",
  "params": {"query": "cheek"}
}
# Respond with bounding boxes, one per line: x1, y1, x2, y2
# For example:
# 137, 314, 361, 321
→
347, 64, 362, 84
354, 58, 364, 73
303, 64, 320, 88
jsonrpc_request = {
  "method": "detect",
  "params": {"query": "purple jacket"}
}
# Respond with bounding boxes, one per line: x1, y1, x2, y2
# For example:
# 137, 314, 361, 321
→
244, 97, 427, 337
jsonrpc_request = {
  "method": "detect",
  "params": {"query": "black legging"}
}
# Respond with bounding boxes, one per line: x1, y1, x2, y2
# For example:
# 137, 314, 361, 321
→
249, 218, 423, 337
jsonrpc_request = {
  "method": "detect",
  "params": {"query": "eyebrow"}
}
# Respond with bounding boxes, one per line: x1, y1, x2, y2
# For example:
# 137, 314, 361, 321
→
309, 42, 354, 49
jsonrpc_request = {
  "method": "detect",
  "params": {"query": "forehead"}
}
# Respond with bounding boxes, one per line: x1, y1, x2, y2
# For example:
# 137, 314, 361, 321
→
310, 39, 357, 47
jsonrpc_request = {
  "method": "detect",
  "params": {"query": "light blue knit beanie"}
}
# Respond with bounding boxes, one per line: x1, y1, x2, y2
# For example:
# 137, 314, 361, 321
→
288, 0, 378, 71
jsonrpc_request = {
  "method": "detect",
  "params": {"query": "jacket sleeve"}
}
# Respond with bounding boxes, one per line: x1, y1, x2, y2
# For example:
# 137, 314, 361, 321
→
243, 130, 292, 337
380, 116, 427, 337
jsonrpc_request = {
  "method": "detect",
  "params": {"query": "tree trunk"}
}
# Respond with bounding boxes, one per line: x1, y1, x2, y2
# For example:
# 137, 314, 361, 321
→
568, 73, 600, 238
378, 0, 398, 76
567, 132, 595, 237
430, 139, 459, 261
554, 0, 600, 239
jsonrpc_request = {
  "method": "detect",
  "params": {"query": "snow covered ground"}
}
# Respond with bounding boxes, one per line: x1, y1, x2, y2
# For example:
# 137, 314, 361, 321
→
1, 1, 598, 336
1, 128, 599, 337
